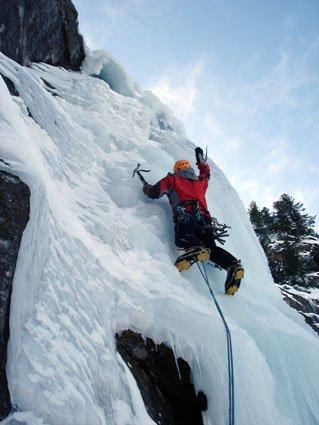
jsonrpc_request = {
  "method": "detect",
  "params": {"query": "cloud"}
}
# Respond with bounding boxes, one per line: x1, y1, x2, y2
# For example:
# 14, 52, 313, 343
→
202, 114, 222, 138
204, 114, 241, 151
102, 0, 152, 28
240, 178, 261, 197
199, 114, 242, 176
266, 137, 292, 176
290, 178, 319, 224
149, 61, 204, 121
74, 0, 159, 49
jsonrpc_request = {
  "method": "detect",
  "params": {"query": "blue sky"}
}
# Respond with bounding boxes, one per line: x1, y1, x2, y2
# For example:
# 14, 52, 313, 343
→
73, 0, 319, 222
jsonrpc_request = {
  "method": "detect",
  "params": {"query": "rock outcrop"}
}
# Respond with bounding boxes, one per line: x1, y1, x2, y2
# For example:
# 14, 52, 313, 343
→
0, 170, 30, 419
249, 198, 319, 336
279, 285, 319, 334
267, 236, 319, 287
116, 330, 207, 425
266, 236, 319, 335
0, 0, 85, 70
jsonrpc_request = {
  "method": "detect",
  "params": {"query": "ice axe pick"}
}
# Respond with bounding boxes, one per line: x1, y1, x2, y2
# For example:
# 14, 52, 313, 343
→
132, 163, 150, 185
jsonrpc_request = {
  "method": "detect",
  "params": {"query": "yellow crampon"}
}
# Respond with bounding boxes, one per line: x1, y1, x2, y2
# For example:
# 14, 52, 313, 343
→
225, 267, 244, 295
175, 259, 192, 272
175, 248, 210, 272
197, 249, 210, 263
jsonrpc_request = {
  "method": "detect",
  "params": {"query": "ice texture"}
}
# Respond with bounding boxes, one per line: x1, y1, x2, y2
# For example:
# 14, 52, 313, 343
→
81, 50, 141, 98
0, 51, 318, 425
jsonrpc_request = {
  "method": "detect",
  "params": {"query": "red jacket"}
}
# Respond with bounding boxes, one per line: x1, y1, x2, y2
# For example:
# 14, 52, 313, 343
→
144, 163, 211, 218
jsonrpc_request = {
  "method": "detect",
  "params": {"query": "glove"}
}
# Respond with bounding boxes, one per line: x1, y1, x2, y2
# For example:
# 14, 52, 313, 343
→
195, 147, 205, 164
143, 183, 151, 195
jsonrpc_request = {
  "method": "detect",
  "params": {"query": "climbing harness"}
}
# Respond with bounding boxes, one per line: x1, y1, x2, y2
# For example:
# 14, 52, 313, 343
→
175, 200, 202, 224
196, 262, 235, 425
175, 200, 231, 245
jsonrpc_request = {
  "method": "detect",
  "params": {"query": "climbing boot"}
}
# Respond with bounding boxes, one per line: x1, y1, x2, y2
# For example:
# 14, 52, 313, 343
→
175, 247, 210, 272
225, 262, 244, 295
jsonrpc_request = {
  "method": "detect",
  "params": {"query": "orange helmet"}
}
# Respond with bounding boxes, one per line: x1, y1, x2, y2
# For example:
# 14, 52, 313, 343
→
173, 159, 191, 173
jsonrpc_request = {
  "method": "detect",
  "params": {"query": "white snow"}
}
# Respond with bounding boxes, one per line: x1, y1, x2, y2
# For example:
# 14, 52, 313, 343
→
0, 51, 319, 425
281, 284, 319, 300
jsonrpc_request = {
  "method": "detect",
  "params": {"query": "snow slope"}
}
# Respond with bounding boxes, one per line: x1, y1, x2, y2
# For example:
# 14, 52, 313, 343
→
0, 51, 318, 425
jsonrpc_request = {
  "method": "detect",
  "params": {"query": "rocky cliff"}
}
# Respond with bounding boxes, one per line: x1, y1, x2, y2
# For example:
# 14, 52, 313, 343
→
249, 198, 319, 335
0, 0, 85, 70
0, 170, 30, 419
267, 236, 319, 334
116, 330, 207, 425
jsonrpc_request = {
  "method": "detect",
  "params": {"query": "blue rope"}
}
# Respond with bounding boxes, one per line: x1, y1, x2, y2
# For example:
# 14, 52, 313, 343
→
197, 262, 235, 425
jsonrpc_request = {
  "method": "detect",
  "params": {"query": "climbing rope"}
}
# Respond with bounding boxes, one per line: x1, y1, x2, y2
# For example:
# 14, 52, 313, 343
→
197, 262, 235, 425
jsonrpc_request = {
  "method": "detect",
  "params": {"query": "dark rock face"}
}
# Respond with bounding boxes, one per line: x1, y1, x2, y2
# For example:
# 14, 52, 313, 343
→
116, 330, 207, 425
280, 285, 319, 335
0, 0, 85, 70
0, 170, 30, 419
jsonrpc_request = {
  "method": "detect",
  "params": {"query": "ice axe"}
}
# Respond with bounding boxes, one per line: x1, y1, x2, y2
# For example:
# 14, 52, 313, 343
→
132, 163, 150, 185
197, 146, 208, 164
204, 146, 208, 163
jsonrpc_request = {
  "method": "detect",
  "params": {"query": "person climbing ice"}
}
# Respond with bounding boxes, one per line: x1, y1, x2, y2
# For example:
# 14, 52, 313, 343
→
140, 147, 244, 295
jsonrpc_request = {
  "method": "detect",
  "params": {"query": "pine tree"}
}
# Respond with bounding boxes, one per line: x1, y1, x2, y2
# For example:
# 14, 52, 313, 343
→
248, 202, 273, 249
273, 194, 316, 239
248, 201, 262, 230
281, 239, 306, 285
260, 207, 273, 230
269, 259, 284, 283
248, 193, 317, 287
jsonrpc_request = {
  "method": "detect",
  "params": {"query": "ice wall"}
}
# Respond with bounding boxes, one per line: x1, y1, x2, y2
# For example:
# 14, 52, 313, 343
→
0, 52, 318, 425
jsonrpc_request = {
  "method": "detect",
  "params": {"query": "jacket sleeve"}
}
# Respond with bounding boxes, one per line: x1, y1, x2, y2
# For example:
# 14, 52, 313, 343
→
197, 163, 210, 182
143, 174, 174, 199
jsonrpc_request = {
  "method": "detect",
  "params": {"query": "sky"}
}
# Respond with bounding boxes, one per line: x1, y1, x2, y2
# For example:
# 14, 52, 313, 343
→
73, 0, 319, 222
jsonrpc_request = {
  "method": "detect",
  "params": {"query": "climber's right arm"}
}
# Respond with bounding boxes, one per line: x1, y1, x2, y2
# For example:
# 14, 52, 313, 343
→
143, 175, 174, 199
195, 147, 210, 183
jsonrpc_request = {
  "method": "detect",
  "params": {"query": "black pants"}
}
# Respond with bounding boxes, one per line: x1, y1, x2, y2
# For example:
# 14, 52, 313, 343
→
174, 215, 238, 270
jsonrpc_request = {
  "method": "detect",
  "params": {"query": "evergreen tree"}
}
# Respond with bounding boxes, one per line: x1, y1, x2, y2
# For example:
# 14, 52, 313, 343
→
273, 194, 315, 239
248, 201, 262, 230
281, 239, 306, 285
248, 202, 273, 249
260, 207, 273, 230
248, 193, 317, 287
269, 259, 284, 283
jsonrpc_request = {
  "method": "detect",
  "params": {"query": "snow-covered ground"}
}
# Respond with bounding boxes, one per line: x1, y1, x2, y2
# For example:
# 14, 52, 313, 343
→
0, 51, 319, 425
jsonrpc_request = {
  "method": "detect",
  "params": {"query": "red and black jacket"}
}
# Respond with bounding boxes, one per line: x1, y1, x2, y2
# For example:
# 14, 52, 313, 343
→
144, 163, 211, 218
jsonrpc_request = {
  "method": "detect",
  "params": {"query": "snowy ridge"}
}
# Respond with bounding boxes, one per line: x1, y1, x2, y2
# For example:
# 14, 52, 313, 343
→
0, 52, 319, 425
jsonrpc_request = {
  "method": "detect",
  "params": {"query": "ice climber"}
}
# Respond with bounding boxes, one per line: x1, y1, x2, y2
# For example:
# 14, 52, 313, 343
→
142, 147, 244, 295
